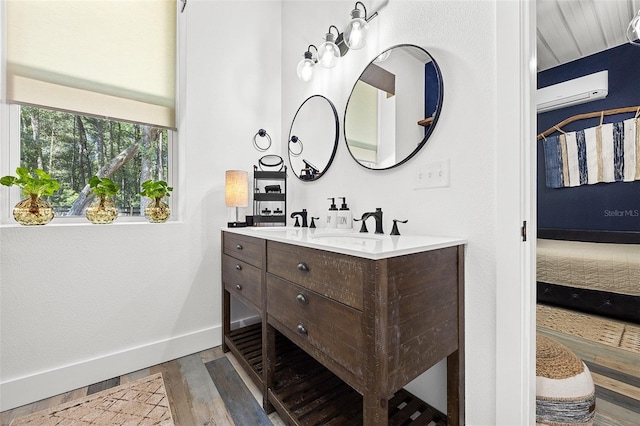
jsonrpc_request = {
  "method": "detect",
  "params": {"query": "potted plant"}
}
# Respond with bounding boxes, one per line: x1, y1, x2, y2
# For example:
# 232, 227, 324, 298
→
139, 179, 173, 223
85, 176, 119, 224
0, 167, 60, 225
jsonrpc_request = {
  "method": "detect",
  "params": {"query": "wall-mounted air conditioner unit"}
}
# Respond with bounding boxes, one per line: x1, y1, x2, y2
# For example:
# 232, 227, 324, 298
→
536, 70, 608, 113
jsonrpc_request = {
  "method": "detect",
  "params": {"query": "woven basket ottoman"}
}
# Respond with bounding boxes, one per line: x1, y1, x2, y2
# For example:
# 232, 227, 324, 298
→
536, 334, 596, 426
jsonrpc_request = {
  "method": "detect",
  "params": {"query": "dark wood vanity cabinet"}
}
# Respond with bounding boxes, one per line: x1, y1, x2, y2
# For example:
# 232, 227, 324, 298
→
222, 230, 465, 425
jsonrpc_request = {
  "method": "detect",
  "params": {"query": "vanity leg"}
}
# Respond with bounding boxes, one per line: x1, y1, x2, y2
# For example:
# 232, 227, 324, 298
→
222, 289, 230, 353
363, 393, 388, 426
447, 245, 466, 425
263, 322, 276, 413
447, 350, 465, 425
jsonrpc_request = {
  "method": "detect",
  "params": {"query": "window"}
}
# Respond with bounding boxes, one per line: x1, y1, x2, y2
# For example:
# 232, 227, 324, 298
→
16, 105, 170, 218
2, 0, 178, 222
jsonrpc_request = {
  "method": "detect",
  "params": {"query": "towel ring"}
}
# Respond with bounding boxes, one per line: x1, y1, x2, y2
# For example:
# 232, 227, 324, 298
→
253, 129, 272, 152
288, 135, 303, 157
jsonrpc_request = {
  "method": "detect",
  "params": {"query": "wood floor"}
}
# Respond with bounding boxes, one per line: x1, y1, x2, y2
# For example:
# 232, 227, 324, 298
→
538, 312, 640, 426
2, 321, 638, 425
0, 347, 285, 426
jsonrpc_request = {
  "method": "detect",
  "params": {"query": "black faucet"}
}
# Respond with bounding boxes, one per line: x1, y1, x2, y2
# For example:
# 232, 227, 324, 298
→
356, 208, 383, 234
290, 209, 308, 227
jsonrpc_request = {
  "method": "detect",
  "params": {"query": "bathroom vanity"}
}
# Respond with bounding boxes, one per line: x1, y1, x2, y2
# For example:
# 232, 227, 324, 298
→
222, 227, 466, 425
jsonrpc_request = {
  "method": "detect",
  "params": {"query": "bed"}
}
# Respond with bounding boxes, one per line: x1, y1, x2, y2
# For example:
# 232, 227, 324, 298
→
536, 229, 640, 324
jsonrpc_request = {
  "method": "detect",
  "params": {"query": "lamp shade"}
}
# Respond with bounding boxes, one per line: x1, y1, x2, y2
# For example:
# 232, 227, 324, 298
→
225, 170, 248, 207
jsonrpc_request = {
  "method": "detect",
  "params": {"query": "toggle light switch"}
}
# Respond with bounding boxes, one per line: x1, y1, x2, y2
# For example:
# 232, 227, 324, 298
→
414, 159, 450, 190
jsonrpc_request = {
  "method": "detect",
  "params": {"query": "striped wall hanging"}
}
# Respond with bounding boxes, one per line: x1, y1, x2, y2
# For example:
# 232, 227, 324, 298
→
541, 111, 640, 189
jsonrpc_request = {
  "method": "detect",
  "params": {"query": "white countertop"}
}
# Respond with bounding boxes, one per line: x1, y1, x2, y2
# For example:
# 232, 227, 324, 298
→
223, 226, 466, 260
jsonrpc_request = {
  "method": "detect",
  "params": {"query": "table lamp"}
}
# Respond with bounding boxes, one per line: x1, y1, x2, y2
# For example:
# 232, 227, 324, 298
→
225, 170, 248, 227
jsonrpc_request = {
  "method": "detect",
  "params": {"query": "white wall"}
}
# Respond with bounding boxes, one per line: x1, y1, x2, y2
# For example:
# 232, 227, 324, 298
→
281, 1, 534, 425
0, 0, 282, 411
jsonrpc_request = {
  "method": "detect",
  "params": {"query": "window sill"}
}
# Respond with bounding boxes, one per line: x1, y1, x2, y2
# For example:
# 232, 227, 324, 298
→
0, 217, 182, 228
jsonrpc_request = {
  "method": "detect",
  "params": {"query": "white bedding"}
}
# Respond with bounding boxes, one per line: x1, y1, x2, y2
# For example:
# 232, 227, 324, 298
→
537, 239, 640, 296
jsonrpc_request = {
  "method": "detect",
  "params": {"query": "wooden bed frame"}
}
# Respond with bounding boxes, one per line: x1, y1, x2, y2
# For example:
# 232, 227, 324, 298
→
536, 228, 640, 325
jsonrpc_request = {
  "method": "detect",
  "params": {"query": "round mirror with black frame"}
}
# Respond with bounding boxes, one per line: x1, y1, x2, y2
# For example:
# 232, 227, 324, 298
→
288, 95, 339, 181
344, 44, 444, 170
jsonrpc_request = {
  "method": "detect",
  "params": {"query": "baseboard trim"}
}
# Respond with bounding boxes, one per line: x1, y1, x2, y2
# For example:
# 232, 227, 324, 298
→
0, 325, 222, 411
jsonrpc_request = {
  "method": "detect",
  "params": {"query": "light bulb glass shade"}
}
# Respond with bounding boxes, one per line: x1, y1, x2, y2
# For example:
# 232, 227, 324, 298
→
344, 11, 368, 50
297, 57, 315, 81
627, 9, 640, 45
318, 35, 340, 68
225, 170, 248, 207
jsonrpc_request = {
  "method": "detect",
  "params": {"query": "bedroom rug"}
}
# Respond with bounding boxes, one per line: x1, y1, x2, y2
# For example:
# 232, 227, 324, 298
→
10, 373, 174, 425
537, 304, 640, 355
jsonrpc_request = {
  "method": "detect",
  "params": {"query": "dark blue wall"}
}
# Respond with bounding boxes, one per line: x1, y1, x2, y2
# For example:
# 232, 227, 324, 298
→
537, 43, 640, 232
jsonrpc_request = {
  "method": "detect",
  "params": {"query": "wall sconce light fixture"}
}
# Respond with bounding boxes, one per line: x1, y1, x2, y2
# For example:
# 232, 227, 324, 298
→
296, 45, 318, 82
628, 8, 640, 46
225, 170, 248, 227
296, 2, 379, 82
344, 1, 377, 50
318, 25, 341, 68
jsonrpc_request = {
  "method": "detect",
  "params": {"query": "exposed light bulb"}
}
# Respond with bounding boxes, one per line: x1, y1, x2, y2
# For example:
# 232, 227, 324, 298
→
297, 58, 314, 82
628, 9, 640, 46
318, 32, 340, 68
296, 50, 315, 82
344, 8, 368, 50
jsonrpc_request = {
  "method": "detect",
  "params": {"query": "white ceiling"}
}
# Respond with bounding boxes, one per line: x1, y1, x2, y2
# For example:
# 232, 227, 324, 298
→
537, 0, 640, 71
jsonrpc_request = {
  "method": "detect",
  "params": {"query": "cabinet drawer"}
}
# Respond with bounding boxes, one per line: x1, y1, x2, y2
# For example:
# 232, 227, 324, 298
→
267, 241, 364, 310
267, 274, 364, 379
222, 254, 262, 308
223, 232, 264, 268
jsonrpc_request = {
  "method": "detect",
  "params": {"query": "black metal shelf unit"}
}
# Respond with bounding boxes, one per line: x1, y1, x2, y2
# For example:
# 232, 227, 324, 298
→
253, 166, 287, 226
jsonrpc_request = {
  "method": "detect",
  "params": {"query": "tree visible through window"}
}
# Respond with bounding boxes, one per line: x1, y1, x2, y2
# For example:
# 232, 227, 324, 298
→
19, 106, 170, 217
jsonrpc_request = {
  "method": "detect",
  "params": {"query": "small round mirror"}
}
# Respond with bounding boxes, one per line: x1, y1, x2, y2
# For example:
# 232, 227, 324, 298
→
344, 44, 444, 170
288, 95, 339, 181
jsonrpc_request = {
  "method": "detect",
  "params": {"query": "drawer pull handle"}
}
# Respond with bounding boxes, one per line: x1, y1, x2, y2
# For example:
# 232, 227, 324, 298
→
297, 323, 308, 335
235, 264, 242, 271
236, 244, 243, 250
296, 293, 308, 305
297, 262, 309, 272
235, 284, 242, 291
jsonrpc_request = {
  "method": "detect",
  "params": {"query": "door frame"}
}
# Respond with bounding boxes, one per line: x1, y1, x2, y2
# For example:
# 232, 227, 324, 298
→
495, 0, 537, 424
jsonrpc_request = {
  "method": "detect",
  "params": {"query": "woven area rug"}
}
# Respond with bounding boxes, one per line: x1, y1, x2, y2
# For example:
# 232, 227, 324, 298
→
537, 304, 640, 355
10, 373, 174, 425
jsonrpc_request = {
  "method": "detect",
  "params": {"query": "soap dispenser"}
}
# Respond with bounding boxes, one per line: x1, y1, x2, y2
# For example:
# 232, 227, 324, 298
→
326, 198, 338, 228
337, 197, 352, 229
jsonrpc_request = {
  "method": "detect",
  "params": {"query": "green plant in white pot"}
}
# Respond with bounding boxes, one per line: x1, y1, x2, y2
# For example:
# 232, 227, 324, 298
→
86, 176, 119, 224
0, 167, 60, 225
139, 180, 173, 223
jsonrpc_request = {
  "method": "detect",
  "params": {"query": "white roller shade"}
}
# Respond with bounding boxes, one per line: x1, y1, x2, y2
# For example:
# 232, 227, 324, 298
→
6, 0, 176, 129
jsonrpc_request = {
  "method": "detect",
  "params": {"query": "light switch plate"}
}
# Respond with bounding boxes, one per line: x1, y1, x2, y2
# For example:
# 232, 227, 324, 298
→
414, 159, 450, 190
